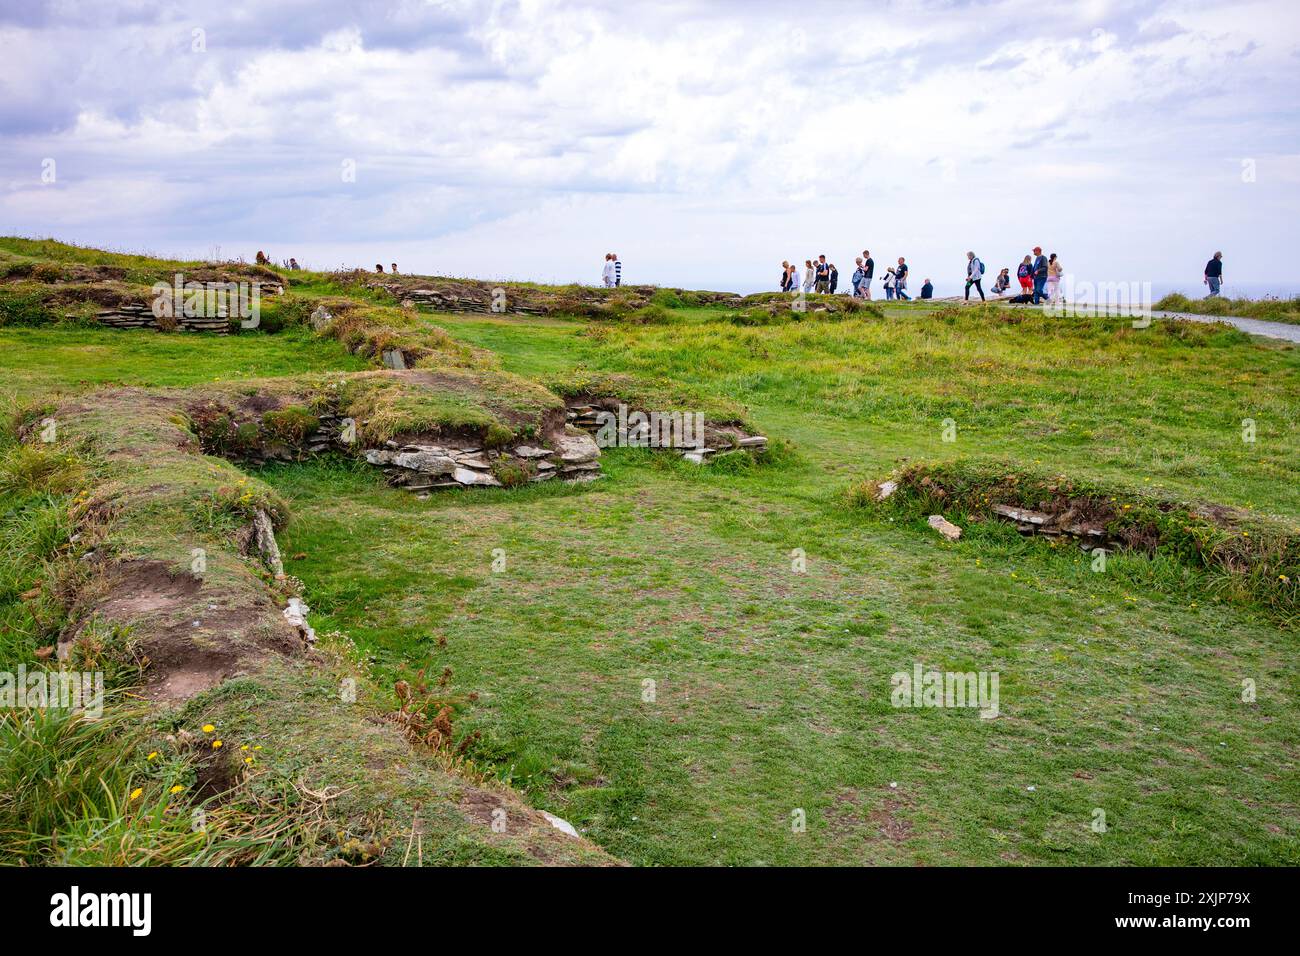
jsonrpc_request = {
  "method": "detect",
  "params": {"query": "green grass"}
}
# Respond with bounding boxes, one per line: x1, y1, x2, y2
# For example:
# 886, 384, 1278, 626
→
1155, 292, 1300, 326
2, 246, 1298, 866
254, 303, 1299, 866
0, 326, 369, 404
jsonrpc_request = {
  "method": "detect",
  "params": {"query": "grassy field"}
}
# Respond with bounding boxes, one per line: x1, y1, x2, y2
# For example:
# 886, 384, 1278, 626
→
2, 252, 1298, 865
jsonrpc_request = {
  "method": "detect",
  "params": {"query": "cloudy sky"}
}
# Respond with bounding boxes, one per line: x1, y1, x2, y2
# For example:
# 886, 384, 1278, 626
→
2, 0, 1298, 294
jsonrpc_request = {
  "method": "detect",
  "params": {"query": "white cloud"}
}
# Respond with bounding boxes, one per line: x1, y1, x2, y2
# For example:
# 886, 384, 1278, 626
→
1, 0, 1297, 294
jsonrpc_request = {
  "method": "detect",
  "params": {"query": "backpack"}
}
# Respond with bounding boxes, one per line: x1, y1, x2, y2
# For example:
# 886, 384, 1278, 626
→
978, 260, 985, 275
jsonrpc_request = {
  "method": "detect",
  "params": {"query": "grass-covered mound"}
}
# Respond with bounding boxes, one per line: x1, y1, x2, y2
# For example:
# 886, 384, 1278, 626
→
0, 382, 616, 866
852, 457, 1299, 623
1155, 292, 1300, 326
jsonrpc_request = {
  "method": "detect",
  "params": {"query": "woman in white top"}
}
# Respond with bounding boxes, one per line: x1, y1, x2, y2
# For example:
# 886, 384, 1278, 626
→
883, 267, 896, 300
1046, 254, 1063, 303
601, 254, 615, 287
803, 260, 815, 293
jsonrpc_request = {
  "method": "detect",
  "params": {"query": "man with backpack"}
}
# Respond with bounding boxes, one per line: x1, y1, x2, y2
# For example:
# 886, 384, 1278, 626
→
815, 255, 830, 293
965, 251, 986, 301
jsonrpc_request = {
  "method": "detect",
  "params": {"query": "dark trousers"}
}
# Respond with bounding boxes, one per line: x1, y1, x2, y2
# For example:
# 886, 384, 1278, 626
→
965, 278, 984, 301
1032, 274, 1047, 303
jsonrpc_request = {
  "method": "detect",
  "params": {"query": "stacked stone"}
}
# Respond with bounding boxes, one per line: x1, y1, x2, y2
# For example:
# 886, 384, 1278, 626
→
177, 314, 231, 334
306, 414, 343, 456
362, 431, 601, 494
553, 431, 601, 480
94, 305, 230, 334
564, 400, 768, 465
400, 287, 546, 315
94, 305, 157, 329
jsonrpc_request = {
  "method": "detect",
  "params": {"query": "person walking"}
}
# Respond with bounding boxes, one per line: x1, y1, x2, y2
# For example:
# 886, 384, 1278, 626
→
1204, 251, 1223, 297
884, 267, 896, 300
829, 262, 839, 294
803, 259, 815, 293
1031, 246, 1049, 304
965, 251, 986, 301
895, 257, 911, 300
851, 257, 865, 297
1046, 253, 1063, 303
861, 250, 875, 300
780, 260, 791, 292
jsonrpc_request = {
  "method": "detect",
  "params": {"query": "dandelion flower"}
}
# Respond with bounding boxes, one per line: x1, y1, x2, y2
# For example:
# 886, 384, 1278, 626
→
147, 751, 159, 761
212, 740, 223, 750
169, 785, 184, 794
130, 788, 143, 801
202, 724, 215, 733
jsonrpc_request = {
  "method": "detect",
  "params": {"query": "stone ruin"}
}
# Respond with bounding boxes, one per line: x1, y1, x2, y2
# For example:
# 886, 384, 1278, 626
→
363, 430, 602, 494
94, 304, 232, 334
565, 398, 768, 464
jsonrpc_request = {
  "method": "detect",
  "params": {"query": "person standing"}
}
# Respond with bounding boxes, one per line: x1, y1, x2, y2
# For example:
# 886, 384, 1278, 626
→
780, 260, 791, 292
895, 257, 911, 300
1030, 246, 1049, 304
803, 259, 815, 293
829, 262, 839, 294
814, 255, 830, 293
602, 254, 615, 287
851, 257, 865, 297
965, 251, 985, 301
884, 267, 896, 300
1046, 253, 1062, 303
1204, 251, 1223, 297
1017, 256, 1033, 294
787, 262, 800, 294
861, 250, 875, 300
613, 253, 622, 286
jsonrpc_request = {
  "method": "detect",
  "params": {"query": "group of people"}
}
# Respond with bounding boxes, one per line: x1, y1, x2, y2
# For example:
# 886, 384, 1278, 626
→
777, 246, 1065, 304
602, 253, 623, 287
255, 250, 304, 271
781, 256, 842, 294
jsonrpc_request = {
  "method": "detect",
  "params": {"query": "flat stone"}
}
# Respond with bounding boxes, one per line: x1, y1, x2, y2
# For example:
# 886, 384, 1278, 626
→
513, 445, 553, 459
381, 348, 407, 370
364, 449, 396, 466
557, 432, 601, 463
875, 479, 898, 501
394, 451, 456, 475
453, 467, 501, 487
454, 454, 491, 469
928, 514, 962, 541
